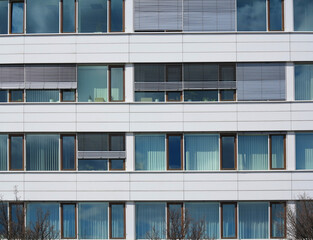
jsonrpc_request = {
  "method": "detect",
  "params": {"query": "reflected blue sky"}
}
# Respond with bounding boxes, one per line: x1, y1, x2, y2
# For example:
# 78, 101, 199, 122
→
294, 0, 313, 31
11, 2, 24, 33
0, 1, 8, 34
237, 0, 266, 31
269, 0, 282, 31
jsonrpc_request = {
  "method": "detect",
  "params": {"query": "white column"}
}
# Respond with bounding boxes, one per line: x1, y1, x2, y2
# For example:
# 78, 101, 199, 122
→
286, 132, 296, 170
125, 202, 136, 240
125, 64, 134, 103
284, 0, 294, 32
286, 62, 295, 101
124, 0, 134, 33
126, 133, 134, 171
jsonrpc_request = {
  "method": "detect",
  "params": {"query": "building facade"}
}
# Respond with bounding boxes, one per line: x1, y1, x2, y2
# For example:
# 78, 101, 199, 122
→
0, 0, 313, 239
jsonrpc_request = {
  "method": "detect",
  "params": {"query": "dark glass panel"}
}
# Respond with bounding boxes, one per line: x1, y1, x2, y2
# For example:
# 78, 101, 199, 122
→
62, 136, 75, 170
220, 64, 235, 81
110, 159, 124, 170
135, 64, 165, 82
62, 90, 76, 102
0, 0, 8, 34
26, 90, 59, 102
10, 136, 23, 170
62, 0, 75, 32
294, 0, 313, 31
135, 92, 165, 102
11, 2, 24, 33
10, 90, 23, 102
110, 0, 123, 32
167, 65, 182, 82
0, 90, 7, 102
78, 133, 108, 151
168, 135, 182, 170
221, 90, 235, 101
11, 204, 23, 225
237, 0, 266, 31
222, 204, 236, 238
184, 64, 218, 81
167, 91, 181, 101
78, 159, 108, 171
222, 136, 235, 169
111, 204, 124, 238
62, 204, 76, 238
184, 90, 218, 102
271, 203, 285, 238
269, 0, 283, 31
271, 135, 285, 169
110, 135, 124, 151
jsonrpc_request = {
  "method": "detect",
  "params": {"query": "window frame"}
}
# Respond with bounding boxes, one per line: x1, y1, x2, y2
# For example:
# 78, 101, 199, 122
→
61, 203, 77, 239
166, 91, 182, 102
269, 134, 286, 170
167, 202, 184, 239
108, 0, 125, 32
270, 202, 286, 239
221, 202, 237, 239
9, 0, 25, 34
108, 65, 125, 102
166, 134, 183, 170
220, 134, 237, 170
60, 0, 77, 33
109, 159, 125, 171
9, 202, 24, 229
9, 90, 24, 102
109, 202, 126, 239
268, 0, 284, 31
219, 90, 236, 101
61, 89, 76, 102
60, 134, 76, 171
9, 134, 24, 171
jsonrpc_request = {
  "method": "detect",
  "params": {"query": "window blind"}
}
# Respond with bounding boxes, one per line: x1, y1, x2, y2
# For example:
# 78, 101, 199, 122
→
0, 65, 24, 89
237, 63, 285, 101
134, 0, 183, 31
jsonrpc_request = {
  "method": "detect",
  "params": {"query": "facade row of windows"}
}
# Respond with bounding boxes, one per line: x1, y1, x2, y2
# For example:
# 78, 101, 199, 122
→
0, 132, 312, 171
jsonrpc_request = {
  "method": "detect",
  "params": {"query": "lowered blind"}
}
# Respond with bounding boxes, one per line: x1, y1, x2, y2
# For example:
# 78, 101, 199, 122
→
183, 0, 236, 31
134, 0, 183, 31
237, 63, 286, 101
0, 65, 24, 89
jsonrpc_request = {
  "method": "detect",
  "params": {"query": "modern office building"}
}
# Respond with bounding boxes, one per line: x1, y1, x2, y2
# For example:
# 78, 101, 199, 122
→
0, 0, 312, 239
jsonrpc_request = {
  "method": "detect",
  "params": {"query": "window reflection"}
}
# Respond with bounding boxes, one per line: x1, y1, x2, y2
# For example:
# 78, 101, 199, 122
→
110, 0, 123, 32
11, 2, 24, 34
62, 0, 75, 32
269, 0, 283, 31
294, 0, 313, 31
0, 0, 8, 34
237, 0, 266, 31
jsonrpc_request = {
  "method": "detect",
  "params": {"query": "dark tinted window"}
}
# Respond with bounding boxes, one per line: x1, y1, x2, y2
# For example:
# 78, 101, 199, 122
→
10, 136, 23, 170
62, 0, 75, 32
110, 0, 123, 32
78, 159, 108, 171
184, 90, 218, 102
220, 64, 235, 81
62, 136, 75, 170
10, 90, 23, 102
222, 204, 236, 238
184, 64, 218, 81
135, 92, 165, 102
269, 0, 283, 31
62, 90, 76, 102
62, 204, 76, 238
135, 64, 165, 82
78, 133, 108, 151
167, 92, 181, 101
221, 136, 235, 169
110, 159, 124, 170
0, 90, 7, 102
294, 0, 313, 31
11, 2, 24, 34
167, 65, 182, 82
237, 0, 266, 31
110, 135, 124, 151
0, 0, 8, 34
221, 90, 235, 101
168, 135, 182, 170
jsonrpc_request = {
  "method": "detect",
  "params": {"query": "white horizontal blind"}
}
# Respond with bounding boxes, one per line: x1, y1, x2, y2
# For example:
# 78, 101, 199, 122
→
183, 0, 235, 31
237, 63, 286, 101
0, 65, 24, 89
134, 0, 183, 31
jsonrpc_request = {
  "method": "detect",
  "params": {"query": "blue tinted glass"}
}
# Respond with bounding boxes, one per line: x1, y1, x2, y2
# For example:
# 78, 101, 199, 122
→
10, 136, 23, 170
295, 64, 313, 100
0, 90, 7, 102
62, 90, 75, 101
221, 90, 235, 101
10, 90, 23, 102
62, 204, 76, 238
223, 204, 236, 238
168, 135, 182, 170
110, 67, 124, 101
26, 90, 59, 102
271, 203, 285, 238
296, 133, 313, 170
167, 92, 181, 101
11, 2, 24, 33
294, 0, 313, 31
184, 90, 218, 102
110, 160, 124, 170
26, 0, 59, 33
62, 0, 75, 32
271, 135, 285, 169
0, 135, 8, 171
269, 0, 283, 31
62, 136, 75, 170
222, 136, 235, 169
0, 0, 8, 34
78, 159, 108, 171
11, 204, 23, 224
0, 203, 7, 232
78, 0, 107, 33
110, 0, 123, 31
237, 0, 266, 31
111, 204, 124, 238
135, 92, 165, 102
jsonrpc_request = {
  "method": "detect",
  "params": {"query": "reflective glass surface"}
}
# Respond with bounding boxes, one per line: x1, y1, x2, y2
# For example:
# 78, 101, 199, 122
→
221, 90, 235, 101
222, 204, 236, 238
168, 135, 182, 170
110, 0, 123, 32
271, 203, 285, 238
167, 91, 181, 101
10, 136, 23, 170
110, 67, 124, 101
111, 204, 124, 238
26, 90, 59, 102
62, 90, 75, 102
135, 92, 165, 102
78, 133, 108, 151
0, 135, 8, 171
0, 0, 8, 34
167, 65, 182, 82
62, 204, 76, 238
11, 2, 24, 33
237, 0, 266, 31
0, 90, 7, 102
269, 0, 283, 31
110, 135, 124, 151
78, 159, 108, 171
62, 0, 75, 32
294, 0, 313, 31
26, 0, 59, 33
184, 90, 218, 102
10, 90, 23, 102
220, 65, 235, 81
135, 64, 165, 82
110, 159, 124, 170
184, 64, 218, 81
62, 136, 75, 170
11, 204, 23, 225
271, 135, 285, 169
221, 136, 235, 169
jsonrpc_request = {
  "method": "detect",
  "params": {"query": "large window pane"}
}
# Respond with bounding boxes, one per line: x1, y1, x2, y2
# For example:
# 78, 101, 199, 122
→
78, 203, 108, 239
62, 136, 75, 170
238, 135, 268, 170
111, 204, 124, 238
296, 133, 313, 170
0, 135, 7, 171
295, 64, 313, 100
110, 67, 124, 101
78, 66, 108, 102
167, 65, 182, 82
78, 133, 108, 151
269, 0, 283, 31
0, 0, 8, 34
62, 204, 76, 238
110, 135, 124, 151
136, 203, 165, 239
110, 0, 123, 32
271, 135, 285, 169
222, 203, 236, 238
184, 90, 218, 102
220, 64, 236, 81
135, 135, 165, 171
11, 2, 24, 34
135, 92, 165, 102
62, 0, 75, 32
237, 0, 266, 31
185, 203, 220, 239
26, 135, 59, 171
239, 202, 268, 239
184, 64, 218, 81
221, 135, 236, 169
78, 0, 107, 33
294, 0, 313, 31
10, 90, 23, 102
26, 0, 59, 33
271, 203, 285, 238
26, 90, 59, 102
0, 90, 7, 102
10, 136, 23, 170
185, 134, 219, 170
167, 135, 182, 170
78, 159, 108, 171
135, 64, 165, 82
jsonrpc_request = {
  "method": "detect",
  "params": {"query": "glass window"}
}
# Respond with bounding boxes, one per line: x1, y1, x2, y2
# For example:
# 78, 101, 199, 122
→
237, 0, 266, 31
221, 135, 236, 170
135, 92, 165, 102
78, 159, 108, 171
220, 64, 235, 81
167, 92, 181, 102
9, 135, 23, 170
61, 204, 76, 239
0, 203, 7, 233
10, 90, 23, 102
26, 90, 59, 102
110, 159, 124, 170
0, 90, 7, 102
61, 89, 76, 102
271, 203, 285, 238
294, 0, 313, 31
0, 135, 7, 171
78, 0, 107, 33
10, 203, 24, 227
62, 0, 75, 33
110, 134, 125, 151
296, 133, 313, 170
238, 135, 268, 170
26, 135, 59, 171
78, 203, 108, 239
78, 133, 108, 151
110, 203, 125, 239
110, 0, 123, 32
11, 2, 24, 34
167, 135, 182, 170
110, 67, 124, 101
167, 203, 182, 238
220, 90, 235, 101
135, 134, 165, 171
185, 134, 219, 170
222, 203, 237, 238
78, 66, 108, 102
26, 0, 59, 33
136, 203, 166, 239
270, 135, 285, 169
61, 135, 75, 170
167, 65, 182, 82
184, 64, 218, 81
0, 0, 8, 34
135, 64, 165, 82
184, 90, 218, 102
238, 202, 268, 239
269, 0, 283, 31
295, 64, 313, 100
185, 202, 220, 239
